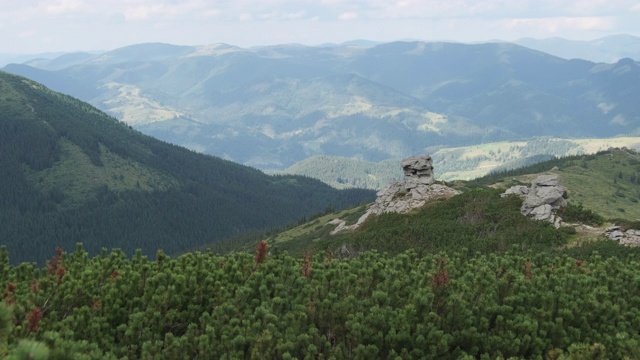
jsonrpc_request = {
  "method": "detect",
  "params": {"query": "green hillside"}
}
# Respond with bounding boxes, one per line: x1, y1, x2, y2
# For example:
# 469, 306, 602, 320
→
281, 156, 402, 189
281, 137, 640, 190
3, 128, 640, 358
247, 149, 640, 258
473, 147, 640, 220
0, 71, 374, 264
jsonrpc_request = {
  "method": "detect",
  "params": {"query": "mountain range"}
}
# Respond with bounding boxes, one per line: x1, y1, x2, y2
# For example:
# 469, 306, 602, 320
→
514, 34, 640, 63
0, 70, 373, 264
3, 40, 640, 172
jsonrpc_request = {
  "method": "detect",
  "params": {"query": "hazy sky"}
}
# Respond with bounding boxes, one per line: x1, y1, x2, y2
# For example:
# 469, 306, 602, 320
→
2, 0, 640, 54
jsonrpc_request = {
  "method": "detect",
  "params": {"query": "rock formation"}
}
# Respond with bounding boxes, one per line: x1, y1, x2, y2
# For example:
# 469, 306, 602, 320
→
401, 156, 435, 184
605, 226, 640, 246
330, 155, 460, 234
502, 174, 566, 228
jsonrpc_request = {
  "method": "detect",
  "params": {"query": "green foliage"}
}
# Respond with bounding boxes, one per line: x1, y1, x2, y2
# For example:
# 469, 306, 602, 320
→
282, 156, 402, 190
2, 247, 640, 358
316, 188, 568, 256
557, 203, 604, 227
8, 340, 50, 360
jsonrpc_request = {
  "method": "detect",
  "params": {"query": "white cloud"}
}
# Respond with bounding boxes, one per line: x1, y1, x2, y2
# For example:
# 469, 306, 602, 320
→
1, 0, 639, 53
259, 11, 306, 21
18, 29, 38, 38
44, 0, 86, 15
239, 13, 253, 21
598, 102, 615, 114
338, 11, 358, 20
503, 16, 614, 34
123, 5, 161, 21
611, 114, 628, 126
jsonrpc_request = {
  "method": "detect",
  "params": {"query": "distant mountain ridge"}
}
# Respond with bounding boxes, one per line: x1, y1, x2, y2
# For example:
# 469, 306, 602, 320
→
515, 34, 640, 63
3, 40, 640, 170
282, 137, 640, 189
0, 71, 374, 264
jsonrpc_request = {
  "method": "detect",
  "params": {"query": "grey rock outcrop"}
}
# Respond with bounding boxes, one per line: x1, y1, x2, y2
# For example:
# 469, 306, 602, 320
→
330, 155, 460, 233
401, 155, 435, 184
605, 226, 640, 246
502, 174, 566, 228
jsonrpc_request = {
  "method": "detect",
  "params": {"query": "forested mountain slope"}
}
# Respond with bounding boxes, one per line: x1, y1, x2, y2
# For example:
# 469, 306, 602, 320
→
4, 41, 640, 170
0, 71, 374, 264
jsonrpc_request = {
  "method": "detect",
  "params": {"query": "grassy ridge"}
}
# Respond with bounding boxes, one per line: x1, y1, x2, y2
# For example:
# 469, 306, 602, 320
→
254, 149, 640, 259
474, 148, 640, 220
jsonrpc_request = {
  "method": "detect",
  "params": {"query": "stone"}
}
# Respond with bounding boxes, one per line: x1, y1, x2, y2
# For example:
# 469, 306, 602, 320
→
529, 204, 553, 221
401, 155, 435, 185
331, 155, 460, 233
604, 226, 640, 246
501, 186, 529, 197
534, 174, 560, 186
522, 186, 566, 209
502, 174, 566, 228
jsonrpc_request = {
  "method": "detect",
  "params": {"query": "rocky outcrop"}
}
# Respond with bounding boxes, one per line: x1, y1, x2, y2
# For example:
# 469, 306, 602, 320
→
401, 155, 435, 184
605, 226, 640, 246
358, 182, 459, 224
502, 174, 566, 228
331, 155, 460, 234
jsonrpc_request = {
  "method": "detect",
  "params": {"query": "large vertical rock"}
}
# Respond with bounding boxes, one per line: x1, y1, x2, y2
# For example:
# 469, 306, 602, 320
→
401, 155, 435, 184
330, 155, 460, 234
356, 155, 458, 225
502, 174, 566, 228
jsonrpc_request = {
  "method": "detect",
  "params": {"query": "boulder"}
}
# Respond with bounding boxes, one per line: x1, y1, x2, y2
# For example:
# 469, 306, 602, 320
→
533, 174, 560, 187
401, 155, 435, 185
502, 174, 566, 228
501, 185, 529, 197
605, 226, 640, 246
332, 155, 460, 233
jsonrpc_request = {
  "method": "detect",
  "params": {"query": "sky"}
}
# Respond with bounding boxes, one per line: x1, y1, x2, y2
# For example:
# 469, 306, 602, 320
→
2, 0, 640, 54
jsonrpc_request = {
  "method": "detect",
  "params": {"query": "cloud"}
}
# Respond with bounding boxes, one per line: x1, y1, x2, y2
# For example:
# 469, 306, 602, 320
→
258, 11, 306, 21
120, 0, 217, 21
503, 16, 614, 34
2, 0, 639, 53
611, 114, 628, 126
44, 0, 86, 15
18, 29, 38, 38
239, 13, 253, 21
123, 5, 161, 21
338, 11, 358, 20
598, 102, 615, 114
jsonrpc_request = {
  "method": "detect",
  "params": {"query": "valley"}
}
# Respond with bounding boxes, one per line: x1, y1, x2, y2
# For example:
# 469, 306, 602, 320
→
3, 34, 640, 359
4, 41, 640, 172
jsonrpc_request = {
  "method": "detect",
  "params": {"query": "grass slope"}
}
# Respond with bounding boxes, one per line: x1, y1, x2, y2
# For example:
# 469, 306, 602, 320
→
254, 149, 640, 258
476, 148, 640, 220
